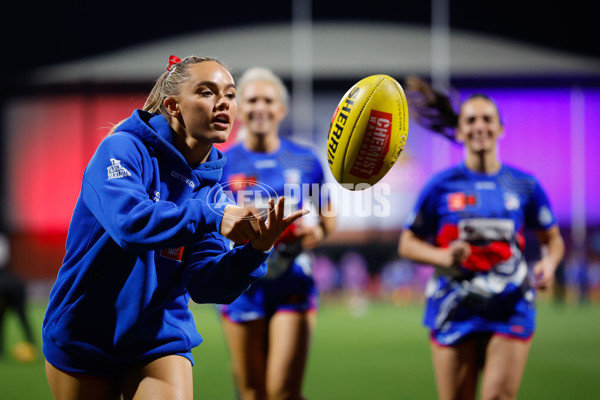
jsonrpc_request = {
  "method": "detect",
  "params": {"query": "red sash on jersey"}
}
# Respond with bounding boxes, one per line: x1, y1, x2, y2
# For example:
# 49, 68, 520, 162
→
436, 223, 512, 272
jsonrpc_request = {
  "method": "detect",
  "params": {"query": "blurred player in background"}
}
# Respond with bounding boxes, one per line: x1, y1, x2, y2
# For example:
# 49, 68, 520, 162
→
398, 77, 564, 400
42, 55, 306, 400
0, 232, 36, 362
219, 67, 336, 400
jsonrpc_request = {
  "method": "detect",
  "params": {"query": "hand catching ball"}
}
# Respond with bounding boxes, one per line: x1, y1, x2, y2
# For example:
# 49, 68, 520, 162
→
327, 74, 409, 189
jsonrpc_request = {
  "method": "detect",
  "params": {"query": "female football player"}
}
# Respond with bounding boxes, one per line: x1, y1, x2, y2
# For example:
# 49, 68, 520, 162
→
398, 77, 564, 400
219, 67, 336, 400
42, 55, 306, 400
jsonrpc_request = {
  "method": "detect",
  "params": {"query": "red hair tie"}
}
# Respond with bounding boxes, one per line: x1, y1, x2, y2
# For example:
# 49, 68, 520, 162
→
167, 55, 182, 71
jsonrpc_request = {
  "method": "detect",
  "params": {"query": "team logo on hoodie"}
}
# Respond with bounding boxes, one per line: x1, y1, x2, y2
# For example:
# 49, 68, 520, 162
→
107, 158, 131, 179
160, 246, 184, 262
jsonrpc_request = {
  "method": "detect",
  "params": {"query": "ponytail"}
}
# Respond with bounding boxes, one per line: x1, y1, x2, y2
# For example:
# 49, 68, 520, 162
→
404, 76, 460, 141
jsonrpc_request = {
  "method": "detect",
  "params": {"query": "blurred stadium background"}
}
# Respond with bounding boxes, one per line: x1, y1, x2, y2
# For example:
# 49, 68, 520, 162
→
1, 1, 599, 398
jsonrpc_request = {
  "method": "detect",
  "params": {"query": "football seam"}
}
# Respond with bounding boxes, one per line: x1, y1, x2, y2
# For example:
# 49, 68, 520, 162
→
391, 81, 407, 164
341, 75, 387, 182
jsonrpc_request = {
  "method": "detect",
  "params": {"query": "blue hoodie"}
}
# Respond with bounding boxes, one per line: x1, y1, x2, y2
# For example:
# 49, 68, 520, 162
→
42, 110, 269, 375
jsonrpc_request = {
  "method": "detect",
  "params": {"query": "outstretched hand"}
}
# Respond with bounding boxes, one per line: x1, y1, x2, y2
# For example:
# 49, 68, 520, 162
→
220, 205, 261, 244
295, 224, 326, 250
251, 197, 309, 252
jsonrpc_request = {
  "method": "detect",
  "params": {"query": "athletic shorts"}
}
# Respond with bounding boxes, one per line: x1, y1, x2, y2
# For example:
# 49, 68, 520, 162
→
220, 254, 318, 323
430, 329, 534, 348
426, 291, 536, 346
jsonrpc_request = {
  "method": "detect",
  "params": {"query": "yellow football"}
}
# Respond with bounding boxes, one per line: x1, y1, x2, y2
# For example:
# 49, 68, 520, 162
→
326, 74, 408, 190
12, 342, 36, 363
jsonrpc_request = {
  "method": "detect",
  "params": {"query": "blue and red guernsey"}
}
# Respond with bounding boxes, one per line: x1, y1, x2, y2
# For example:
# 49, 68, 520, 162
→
221, 138, 326, 213
405, 162, 556, 345
218, 139, 326, 322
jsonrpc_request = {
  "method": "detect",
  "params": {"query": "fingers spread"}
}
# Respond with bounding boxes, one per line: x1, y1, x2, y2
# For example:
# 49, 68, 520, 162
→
257, 215, 267, 235
247, 215, 261, 240
276, 196, 285, 217
284, 208, 310, 225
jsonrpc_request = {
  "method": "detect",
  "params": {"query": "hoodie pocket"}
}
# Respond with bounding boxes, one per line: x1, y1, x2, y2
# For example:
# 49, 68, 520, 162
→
49, 293, 118, 353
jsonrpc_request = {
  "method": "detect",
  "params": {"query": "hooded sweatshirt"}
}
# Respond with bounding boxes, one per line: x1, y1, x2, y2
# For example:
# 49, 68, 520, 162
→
42, 110, 269, 374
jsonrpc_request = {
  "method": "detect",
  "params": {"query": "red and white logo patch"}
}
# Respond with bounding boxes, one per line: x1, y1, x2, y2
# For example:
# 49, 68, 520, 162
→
447, 192, 466, 211
160, 246, 184, 262
227, 174, 257, 193
447, 192, 477, 211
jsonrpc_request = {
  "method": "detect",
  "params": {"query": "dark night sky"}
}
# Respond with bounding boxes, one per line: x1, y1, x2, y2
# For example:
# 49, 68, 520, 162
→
2, 0, 597, 91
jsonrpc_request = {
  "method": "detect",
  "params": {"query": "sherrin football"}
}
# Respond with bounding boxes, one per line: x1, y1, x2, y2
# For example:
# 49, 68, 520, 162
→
327, 74, 408, 189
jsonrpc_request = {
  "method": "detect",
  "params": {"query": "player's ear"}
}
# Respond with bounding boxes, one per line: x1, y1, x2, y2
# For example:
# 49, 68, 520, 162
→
497, 124, 504, 140
279, 102, 288, 119
164, 97, 180, 117
282, 103, 289, 118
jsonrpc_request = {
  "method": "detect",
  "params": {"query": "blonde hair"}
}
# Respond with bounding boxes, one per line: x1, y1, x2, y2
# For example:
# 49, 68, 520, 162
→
236, 67, 288, 106
108, 55, 228, 134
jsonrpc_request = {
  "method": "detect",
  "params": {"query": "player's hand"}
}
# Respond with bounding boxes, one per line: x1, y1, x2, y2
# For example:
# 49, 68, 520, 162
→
295, 224, 326, 250
532, 258, 556, 290
251, 197, 309, 252
220, 205, 261, 244
446, 240, 471, 268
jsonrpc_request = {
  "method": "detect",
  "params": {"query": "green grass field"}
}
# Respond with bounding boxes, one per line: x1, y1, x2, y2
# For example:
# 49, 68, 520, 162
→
1, 299, 599, 399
